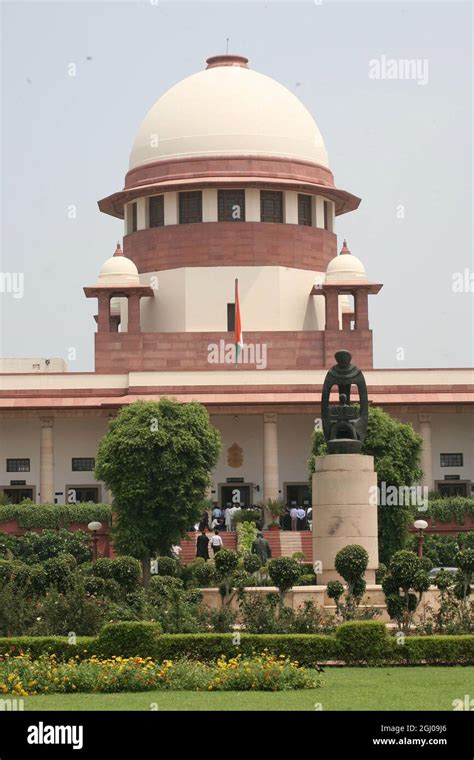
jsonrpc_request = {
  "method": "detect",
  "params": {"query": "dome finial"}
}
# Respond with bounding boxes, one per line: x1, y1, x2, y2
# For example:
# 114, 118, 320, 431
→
340, 239, 351, 255
114, 241, 124, 257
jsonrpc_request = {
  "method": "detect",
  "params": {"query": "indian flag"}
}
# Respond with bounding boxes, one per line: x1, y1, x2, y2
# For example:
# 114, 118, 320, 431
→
235, 278, 243, 365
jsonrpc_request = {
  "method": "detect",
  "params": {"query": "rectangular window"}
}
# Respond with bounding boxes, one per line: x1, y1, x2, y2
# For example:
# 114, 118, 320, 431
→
72, 458, 96, 472
218, 190, 245, 221
227, 303, 236, 332
179, 191, 202, 224
298, 194, 312, 226
323, 200, 333, 232
6, 458, 30, 472
437, 482, 467, 498
260, 191, 283, 223
131, 202, 137, 232
149, 195, 164, 227
440, 453, 463, 467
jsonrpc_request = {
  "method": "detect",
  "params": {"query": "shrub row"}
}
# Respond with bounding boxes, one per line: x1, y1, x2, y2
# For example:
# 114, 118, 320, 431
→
0, 636, 94, 660
0, 502, 112, 529
1, 621, 473, 666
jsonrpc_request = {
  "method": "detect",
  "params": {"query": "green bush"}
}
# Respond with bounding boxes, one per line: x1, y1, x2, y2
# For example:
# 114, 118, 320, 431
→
110, 556, 142, 591
0, 630, 473, 665
16, 529, 92, 564
0, 502, 111, 530
156, 556, 179, 577
396, 635, 474, 665
268, 557, 301, 596
242, 554, 261, 575
42, 554, 77, 592
95, 621, 162, 658
193, 561, 217, 587
335, 621, 391, 664
153, 633, 340, 665
91, 557, 113, 580
0, 636, 94, 660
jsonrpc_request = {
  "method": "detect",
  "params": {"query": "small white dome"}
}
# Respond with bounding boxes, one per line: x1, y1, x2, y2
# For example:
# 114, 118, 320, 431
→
129, 55, 329, 170
325, 241, 368, 284
340, 294, 353, 313
110, 297, 122, 316
97, 244, 140, 286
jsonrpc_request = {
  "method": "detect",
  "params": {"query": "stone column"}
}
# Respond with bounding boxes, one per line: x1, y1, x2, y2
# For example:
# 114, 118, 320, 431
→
355, 289, 370, 330
40, 417, 54, 504
324, 291, 339, 330
418, 413, 433, 492
97, 293, 111, 333
263, 413, 279, 508
312, 454, 378, 583
127, 294, 141, 333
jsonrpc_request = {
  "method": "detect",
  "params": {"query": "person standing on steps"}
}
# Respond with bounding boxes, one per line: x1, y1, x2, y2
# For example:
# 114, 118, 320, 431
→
196, 530, 209, 561
210, 529, 223, 557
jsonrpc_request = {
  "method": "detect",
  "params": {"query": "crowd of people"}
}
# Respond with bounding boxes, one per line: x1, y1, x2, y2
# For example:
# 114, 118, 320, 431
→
192, 502, 312, 562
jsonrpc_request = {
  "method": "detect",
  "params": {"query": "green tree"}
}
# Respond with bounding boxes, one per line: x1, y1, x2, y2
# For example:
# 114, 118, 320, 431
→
309, 406, 423, 564
96, 399, 221, 584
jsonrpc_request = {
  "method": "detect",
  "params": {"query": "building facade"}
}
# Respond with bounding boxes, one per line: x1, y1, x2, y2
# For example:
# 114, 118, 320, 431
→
1, 54, 473, 510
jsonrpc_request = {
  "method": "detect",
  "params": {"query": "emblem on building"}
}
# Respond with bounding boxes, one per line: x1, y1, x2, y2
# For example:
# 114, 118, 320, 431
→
227, 443, 243, 468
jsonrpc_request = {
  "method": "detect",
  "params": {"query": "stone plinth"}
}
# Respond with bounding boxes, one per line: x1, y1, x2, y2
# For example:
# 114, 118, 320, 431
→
312, 453, 378, 583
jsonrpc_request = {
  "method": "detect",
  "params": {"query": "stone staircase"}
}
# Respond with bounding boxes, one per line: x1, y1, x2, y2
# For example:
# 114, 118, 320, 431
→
178, 530, 313, 564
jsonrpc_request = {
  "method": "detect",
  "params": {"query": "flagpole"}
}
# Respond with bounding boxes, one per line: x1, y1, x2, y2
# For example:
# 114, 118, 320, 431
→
235, 278, 238, 367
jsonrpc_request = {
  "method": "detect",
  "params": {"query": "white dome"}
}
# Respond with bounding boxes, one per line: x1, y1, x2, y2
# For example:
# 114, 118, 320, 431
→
129, 57, 329, 169
325, 242, 368, 284
97, 246, 140, 286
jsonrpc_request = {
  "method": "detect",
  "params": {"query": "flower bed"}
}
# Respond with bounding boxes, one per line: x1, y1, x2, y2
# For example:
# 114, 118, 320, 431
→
0, 652, 321, 695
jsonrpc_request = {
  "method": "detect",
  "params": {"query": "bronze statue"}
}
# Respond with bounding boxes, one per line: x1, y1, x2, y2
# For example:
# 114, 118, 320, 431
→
321, 350, 368, 454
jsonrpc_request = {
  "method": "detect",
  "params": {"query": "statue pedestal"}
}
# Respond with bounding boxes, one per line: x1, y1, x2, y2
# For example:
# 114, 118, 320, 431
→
312, 454, 378, 583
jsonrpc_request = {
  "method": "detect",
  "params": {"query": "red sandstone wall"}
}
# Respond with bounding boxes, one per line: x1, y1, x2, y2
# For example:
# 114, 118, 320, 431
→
123, 222, 337, 273
94, 330, 373, 373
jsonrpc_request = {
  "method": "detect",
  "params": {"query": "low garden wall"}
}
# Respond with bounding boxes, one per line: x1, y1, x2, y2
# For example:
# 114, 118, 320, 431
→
198, 584, 443, 623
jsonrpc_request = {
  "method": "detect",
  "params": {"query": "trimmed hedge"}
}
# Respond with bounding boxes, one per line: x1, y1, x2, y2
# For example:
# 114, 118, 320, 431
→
395, 635, 474, 665
154, 634, 339, 665
0, 502, 112, 530
0, 626, 472, 666
94, 622, 163, 658
0, 636, 94, 660
335, 621, 391, 665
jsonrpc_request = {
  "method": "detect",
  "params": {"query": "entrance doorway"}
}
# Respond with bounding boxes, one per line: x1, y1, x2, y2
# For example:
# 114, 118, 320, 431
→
220, 484, 251, 509
284, 483, 311, 531
1, 487, 34, 504
436, 481, 469, 498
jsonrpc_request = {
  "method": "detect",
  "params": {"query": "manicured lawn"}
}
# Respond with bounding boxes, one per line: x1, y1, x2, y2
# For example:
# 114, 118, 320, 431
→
22, 667, 473, 711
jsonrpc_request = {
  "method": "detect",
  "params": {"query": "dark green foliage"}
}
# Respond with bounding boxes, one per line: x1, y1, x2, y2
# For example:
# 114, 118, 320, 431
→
382, 550, 431, 631
42, 554, 77, 592
336, 621, 391, 665
0, 636, 95, 661
326, 580, 344, 603
32, 579, 106, 636
95, 399, 221, 563
243, 553, 261, 575
0, 503, 111, 530
109, 556, 142, 592
268, 557, 301, 596
145, 576, 205, 633
156, 556, 179, 577
95, 621, 162, 658
0, 630, 473, 665
91, 558, 113, 579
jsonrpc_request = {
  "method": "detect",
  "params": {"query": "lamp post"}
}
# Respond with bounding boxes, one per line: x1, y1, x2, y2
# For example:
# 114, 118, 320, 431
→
87, 521, 102, 563
414, 519, 428, 558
